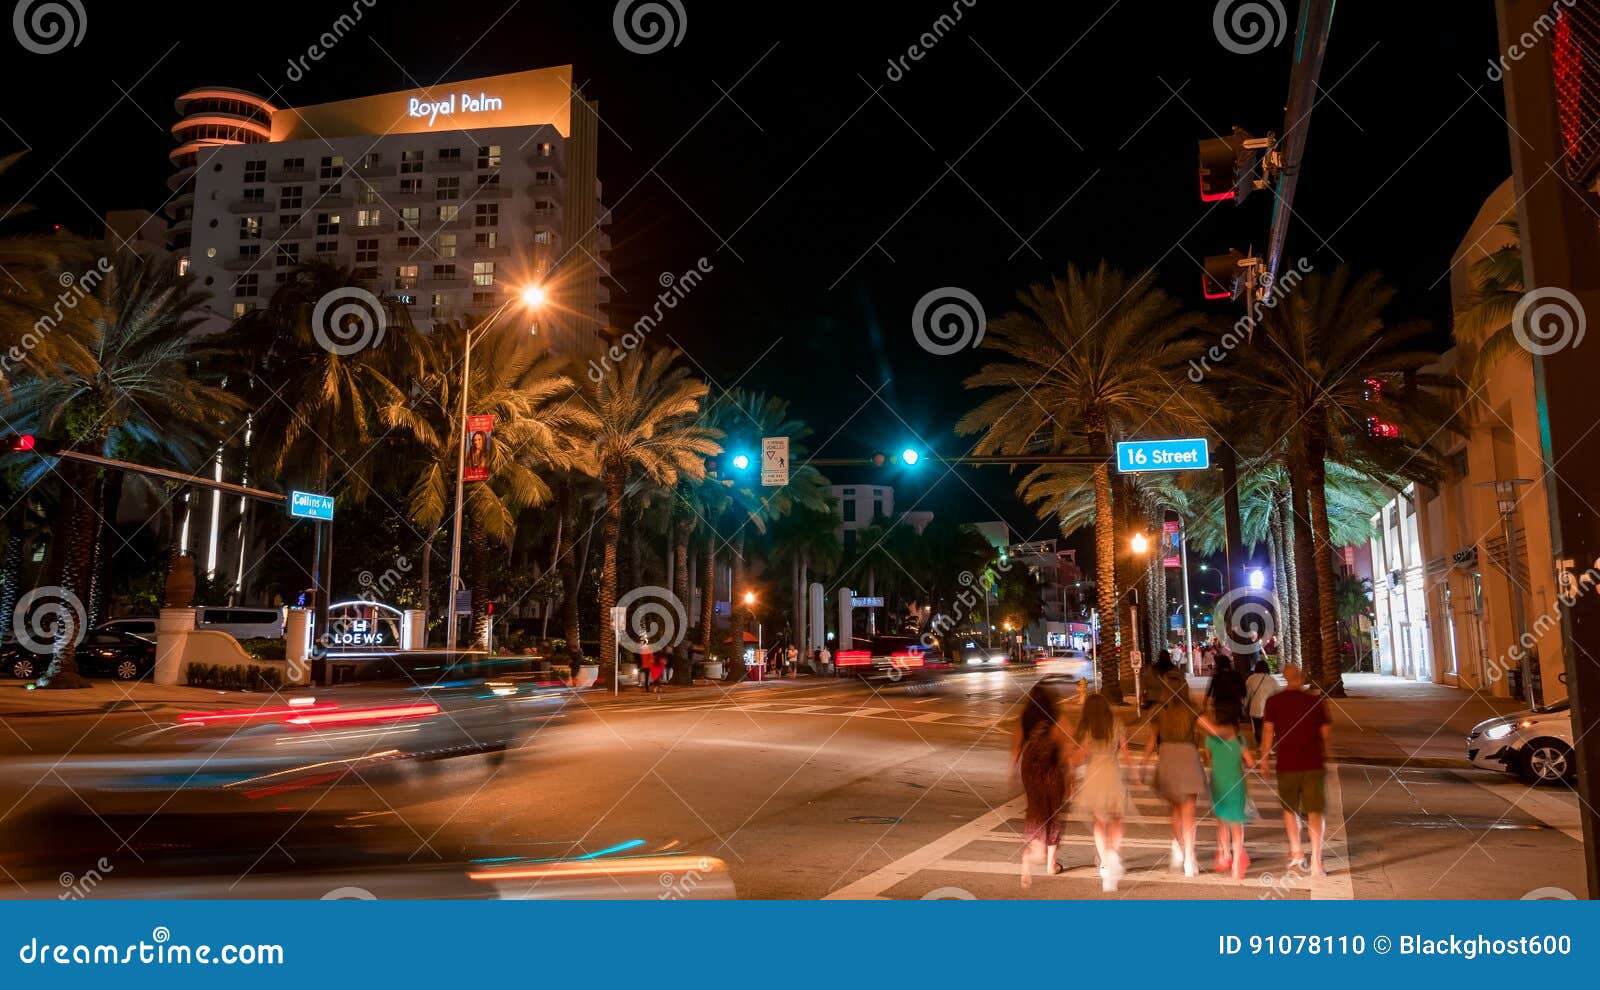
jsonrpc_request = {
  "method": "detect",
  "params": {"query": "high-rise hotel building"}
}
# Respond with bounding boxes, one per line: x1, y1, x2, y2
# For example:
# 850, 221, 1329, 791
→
168, 65, 610, 354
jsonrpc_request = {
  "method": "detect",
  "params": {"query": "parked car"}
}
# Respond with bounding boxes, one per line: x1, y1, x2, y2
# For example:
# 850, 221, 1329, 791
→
97, 616, 158, 637
197, 606, 284, 640
4, 627, 156, 681
1467, 700, 1576, 784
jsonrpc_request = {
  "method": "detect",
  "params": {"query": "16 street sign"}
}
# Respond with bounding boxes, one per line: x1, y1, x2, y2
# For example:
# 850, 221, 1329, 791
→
289, 491, 335, 521
1116, 438, 1210, 473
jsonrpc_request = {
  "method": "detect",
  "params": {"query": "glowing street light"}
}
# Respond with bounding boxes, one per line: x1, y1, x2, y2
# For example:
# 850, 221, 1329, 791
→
742, 591, 756, 606
447, 285, 548, 653
1248, 568, 1266, 590
1131, 532, 1149, 554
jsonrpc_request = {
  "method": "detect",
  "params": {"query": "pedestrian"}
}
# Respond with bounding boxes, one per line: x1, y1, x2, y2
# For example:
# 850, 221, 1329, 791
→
1205, 651, 1247, 727
1016, 681, 1075, 888
819, 644, 832, 674
649, 649, 668, 694
1141, 668, 1207, 876
638, 645, 656, 692
787, 643, 799, 678
1245, 658, 1281, 745
1073, 691, 1131, 892
1258, 662, 1332, 876
1203, 699, 1256, 880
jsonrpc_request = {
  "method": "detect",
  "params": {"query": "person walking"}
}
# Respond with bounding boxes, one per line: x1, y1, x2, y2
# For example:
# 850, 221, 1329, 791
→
1017, 681, 1074, 888
1142, 668, 1207, 876
637, 645, 656, 692
786, 643, 799, 678
1245, 658, 1281, 745
1073, 692, 1131, 891
1258, 662, 1332, 876
1206, 653, 1247, 728
1204, 700, 1256, 880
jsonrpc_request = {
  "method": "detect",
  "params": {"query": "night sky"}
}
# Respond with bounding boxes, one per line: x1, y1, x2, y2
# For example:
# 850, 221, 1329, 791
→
2, 1, 1510, 560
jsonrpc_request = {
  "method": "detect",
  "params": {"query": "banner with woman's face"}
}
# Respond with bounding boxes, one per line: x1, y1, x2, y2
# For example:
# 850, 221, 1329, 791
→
464, 414, 494, 482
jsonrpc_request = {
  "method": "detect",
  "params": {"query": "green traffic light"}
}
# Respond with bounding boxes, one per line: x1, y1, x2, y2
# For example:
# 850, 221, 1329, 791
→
901, 448, 920, 466
731, 453, 750, 471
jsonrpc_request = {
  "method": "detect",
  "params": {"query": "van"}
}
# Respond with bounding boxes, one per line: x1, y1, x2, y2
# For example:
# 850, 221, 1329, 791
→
196, 607, 284, 640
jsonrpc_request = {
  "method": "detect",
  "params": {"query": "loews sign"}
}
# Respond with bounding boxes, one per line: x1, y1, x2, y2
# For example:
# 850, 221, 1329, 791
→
407, 91, 505, 127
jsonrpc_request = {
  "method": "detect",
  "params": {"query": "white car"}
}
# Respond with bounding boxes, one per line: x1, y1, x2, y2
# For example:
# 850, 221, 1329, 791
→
1467, 700, 1576, 784
1037, 649, 1093, 681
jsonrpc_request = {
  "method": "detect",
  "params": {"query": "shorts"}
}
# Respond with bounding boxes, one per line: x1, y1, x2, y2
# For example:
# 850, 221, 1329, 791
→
1276, 770, 1326, 816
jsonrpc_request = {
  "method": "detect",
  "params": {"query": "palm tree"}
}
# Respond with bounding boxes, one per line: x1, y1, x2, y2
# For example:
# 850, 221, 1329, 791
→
382, 327, 587, 647
3, 250, 243, 686
231, 261, 420, 504
0, 152, 97, 394
1453, 218, 1525, 384
1333, 572, 1374, 672
959, 263, 1207, 700
1230, 267, 1458, 694
584, 350, 719, 683
768, 503, 842, 657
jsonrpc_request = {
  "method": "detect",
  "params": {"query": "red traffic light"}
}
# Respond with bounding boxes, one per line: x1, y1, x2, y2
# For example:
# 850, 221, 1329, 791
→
7, 434, 35, 452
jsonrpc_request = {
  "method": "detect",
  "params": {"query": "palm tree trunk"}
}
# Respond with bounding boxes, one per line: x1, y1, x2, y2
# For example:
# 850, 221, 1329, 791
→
1113, 478, 1139, 688
1305, 436, 1345, 697
726, 532, 750, 683
0, 527, 22, 637
558, 482, 582, 662
598, 465, 625, 684
1088, 433, 1121, 700
1288, 453, 1324, 687
1267, 498, 1292, 664
420, 538, 432, 637
468, 514, 490, 650
672, 515, 691, 643
1276, 486, 1301, 667
697, 528, 716, 655
47, 460, 97, 688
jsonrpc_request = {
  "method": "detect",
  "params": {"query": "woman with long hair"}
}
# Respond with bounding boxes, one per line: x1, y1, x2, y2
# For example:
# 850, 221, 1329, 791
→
1073, 691, 1132, 891
1141, 668, 1211, 876
1016, 681, 1074, 887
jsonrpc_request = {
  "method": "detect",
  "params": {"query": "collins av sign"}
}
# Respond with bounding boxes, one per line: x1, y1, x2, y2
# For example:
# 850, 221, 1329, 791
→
1115, 438, 1210, 473
289, 491, 335, 521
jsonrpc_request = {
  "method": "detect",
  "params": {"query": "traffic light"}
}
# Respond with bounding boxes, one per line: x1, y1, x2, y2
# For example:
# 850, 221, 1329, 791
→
870, 448, 923, 468
731, 453, 751, 471
1198, 127, 1277, 205
900, 447, 921, 466
5, 434, 36, 452
1202, 251, 1244, 301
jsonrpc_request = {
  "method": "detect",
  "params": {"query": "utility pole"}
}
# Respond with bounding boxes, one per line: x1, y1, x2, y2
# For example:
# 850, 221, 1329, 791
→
1497, 0, 1600, 898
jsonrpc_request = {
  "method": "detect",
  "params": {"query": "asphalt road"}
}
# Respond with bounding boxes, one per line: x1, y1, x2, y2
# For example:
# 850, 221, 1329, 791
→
0, 669, 1586, 900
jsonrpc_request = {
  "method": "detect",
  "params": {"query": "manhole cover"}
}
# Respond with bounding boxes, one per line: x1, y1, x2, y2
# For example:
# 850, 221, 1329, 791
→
846, 815, 902, 825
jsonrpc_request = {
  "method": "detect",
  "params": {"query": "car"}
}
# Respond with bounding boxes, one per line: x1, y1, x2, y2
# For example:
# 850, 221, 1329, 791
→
834, 634, 943, 683
1467, 700, 1576, 784
4, 627, 157, 681
957, 640, 1010, 666
97, 616, 158, 637
1038, 648, 1093, 681
196, 606, 284, 640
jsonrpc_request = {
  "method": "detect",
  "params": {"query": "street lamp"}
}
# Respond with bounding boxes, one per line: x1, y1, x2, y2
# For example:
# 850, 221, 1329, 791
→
1131, 532, 1149, 555
1130, 532, 1149, 709
446, 285, 546, 653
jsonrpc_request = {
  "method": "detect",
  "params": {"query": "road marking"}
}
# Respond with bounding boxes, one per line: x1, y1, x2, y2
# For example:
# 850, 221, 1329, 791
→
825, 766, 1356, 900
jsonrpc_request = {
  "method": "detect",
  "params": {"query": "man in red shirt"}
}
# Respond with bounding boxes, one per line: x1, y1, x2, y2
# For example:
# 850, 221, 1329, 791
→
1258, 662, 1332, 877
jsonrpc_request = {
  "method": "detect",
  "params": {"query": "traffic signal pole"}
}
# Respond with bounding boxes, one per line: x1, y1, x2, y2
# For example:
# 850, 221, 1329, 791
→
1264, 0, 1336, 282
1497, 0, 1600, 899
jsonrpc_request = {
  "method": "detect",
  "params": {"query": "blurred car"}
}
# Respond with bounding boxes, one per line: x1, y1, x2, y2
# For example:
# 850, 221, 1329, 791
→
1037, 648, 1093, 681
3, 627, 156, 681
1467, 699, 1576, 784
835, 634, 943, 684
956, 639, 1010, 666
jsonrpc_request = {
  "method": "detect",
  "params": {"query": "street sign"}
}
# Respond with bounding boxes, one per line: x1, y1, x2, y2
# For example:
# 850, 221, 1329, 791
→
1116, 438, 1210, 473
850, 596, 884, 608
454, 590, 472, 614
289, 490, 335, 521
761, 436, 789, 487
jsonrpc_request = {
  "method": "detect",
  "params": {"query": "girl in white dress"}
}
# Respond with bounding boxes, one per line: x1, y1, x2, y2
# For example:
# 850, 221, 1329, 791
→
1073, 692, 1132, 891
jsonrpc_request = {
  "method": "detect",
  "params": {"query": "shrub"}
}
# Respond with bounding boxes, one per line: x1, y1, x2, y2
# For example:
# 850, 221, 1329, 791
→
238, 638, 287, 661
185, 661, 284, 692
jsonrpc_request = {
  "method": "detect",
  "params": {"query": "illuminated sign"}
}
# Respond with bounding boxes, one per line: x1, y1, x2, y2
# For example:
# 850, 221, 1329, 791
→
289, 490, 334, 521
408, 91, 505, 127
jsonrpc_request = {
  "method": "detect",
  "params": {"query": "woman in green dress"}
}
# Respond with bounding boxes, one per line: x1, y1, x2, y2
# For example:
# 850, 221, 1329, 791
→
1204, 699, 1257, 881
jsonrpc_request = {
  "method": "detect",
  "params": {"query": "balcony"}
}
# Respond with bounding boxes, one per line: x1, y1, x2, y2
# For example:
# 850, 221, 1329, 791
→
426, 157, 472, 173
467, 183, 513, 201
222, 254, 265, 273
227, 197, 270, 214
528, 174, 565, 197
268, 167, 311, 183
353, 162, 397, 179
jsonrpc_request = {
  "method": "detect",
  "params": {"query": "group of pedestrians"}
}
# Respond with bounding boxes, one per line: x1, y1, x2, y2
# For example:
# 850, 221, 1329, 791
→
1017, 659, 1333, 891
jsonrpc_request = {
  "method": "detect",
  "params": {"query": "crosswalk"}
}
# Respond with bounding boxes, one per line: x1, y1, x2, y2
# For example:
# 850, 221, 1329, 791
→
593, 697, 1005, 731
827, 762, 1355, 900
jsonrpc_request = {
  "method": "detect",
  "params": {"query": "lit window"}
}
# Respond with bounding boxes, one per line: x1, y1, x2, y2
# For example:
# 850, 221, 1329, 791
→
472, 261, 495, 287
356, 208, 382, 228
477, 145, 501, 168
437, 233, 457, 258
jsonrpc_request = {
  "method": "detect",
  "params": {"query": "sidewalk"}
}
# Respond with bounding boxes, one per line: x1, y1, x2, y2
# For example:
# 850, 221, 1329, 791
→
0, 680, 274, 717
